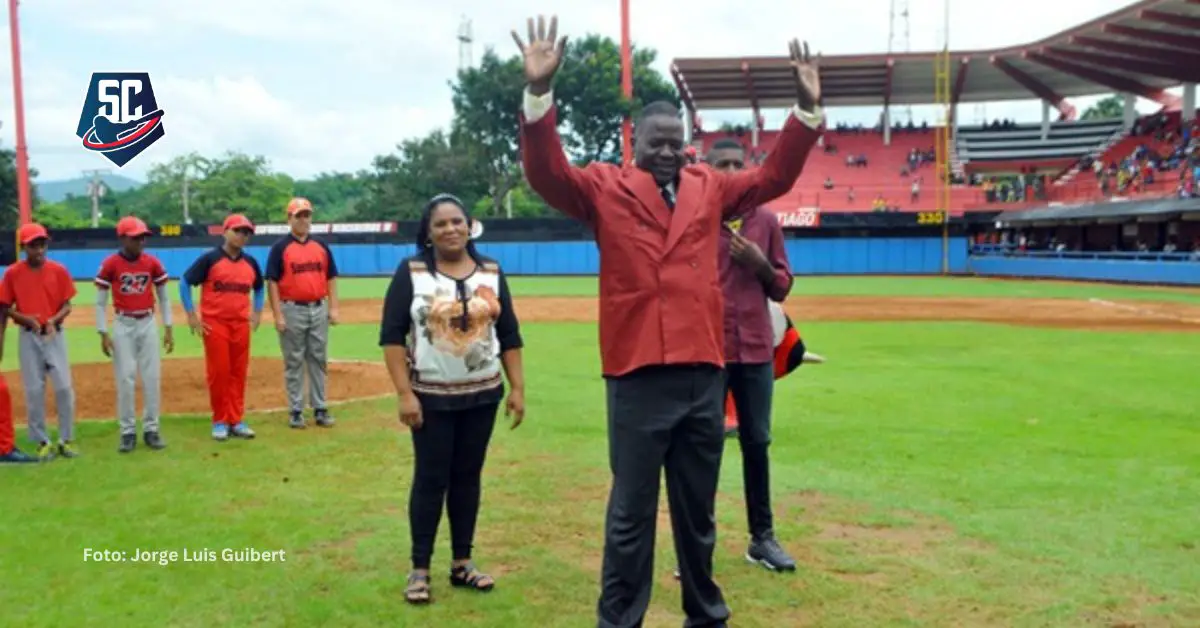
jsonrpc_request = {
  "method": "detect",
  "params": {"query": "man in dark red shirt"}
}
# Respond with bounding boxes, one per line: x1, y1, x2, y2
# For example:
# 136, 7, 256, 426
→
709, 138, 797, 572
265, 197, 340, 429
181, 214, 265, 441
514, 16, 823, 627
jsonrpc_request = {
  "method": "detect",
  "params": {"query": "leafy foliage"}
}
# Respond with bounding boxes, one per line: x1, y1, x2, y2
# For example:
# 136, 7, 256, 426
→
1082, 95, 1124, 121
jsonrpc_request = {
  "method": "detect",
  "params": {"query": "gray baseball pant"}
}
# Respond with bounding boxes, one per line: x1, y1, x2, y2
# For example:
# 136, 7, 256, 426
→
277, 301, 329, 413
111, 314, 161, 435
19, 328, 75, 444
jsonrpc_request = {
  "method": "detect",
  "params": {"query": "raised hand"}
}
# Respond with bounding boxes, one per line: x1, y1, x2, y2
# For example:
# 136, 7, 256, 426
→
789, 39, 821, 112
511, 15, 567, 95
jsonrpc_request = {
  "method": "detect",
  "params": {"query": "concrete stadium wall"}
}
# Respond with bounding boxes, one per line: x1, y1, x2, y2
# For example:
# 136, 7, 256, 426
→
31, 237, 971, 280
968, 255, 1200, 285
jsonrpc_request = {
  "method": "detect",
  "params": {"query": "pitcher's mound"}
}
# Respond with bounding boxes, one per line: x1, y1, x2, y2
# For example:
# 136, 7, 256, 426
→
4, 358, 395, 422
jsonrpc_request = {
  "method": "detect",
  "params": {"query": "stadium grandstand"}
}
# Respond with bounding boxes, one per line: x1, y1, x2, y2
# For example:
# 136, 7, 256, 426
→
669, 0, 1199, 219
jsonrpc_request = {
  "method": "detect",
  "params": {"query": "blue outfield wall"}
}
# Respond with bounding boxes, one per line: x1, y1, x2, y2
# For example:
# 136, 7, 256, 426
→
968, 254, 1200, 285
32, 236, 972, 280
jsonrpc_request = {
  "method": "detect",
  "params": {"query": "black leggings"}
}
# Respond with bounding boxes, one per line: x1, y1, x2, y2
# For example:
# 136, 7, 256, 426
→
409, 400, 499, 570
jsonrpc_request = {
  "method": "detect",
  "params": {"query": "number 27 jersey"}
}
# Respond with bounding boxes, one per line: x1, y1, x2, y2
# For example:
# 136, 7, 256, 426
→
94, 252, 169, 313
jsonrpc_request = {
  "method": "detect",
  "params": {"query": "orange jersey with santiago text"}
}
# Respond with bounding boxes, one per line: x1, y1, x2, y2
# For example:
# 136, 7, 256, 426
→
183, 248, 264, 321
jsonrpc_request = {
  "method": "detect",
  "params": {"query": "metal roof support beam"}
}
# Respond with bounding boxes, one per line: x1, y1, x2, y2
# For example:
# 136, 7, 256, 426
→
1103, 24, 1200, 52
949, 57, 969, 128
740, 62, 762, 147
1139, 9, 1200, 30
991, 56, 1078, 120
1024, 52, 1182, 108
1045, 47, 1200, 83
882, 59, 894, 107
1071, 36, 1200, 66
670, 65, 704, 135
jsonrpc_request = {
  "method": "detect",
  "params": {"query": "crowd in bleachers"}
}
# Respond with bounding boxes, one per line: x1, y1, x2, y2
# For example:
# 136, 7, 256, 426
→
1074, 111, 1200, 200
977, 228, 1200, 259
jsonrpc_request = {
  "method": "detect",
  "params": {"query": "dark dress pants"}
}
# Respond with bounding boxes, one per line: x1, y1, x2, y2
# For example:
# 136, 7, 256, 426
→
724, 361, 775, 540
597, 364, 730, 628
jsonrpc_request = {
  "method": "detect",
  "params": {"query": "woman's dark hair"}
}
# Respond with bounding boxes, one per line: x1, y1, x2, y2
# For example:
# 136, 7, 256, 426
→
415, 193, 484, 269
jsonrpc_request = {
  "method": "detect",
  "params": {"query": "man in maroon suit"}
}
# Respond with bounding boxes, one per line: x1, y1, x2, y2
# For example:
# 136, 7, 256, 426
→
513, 15, 823, 628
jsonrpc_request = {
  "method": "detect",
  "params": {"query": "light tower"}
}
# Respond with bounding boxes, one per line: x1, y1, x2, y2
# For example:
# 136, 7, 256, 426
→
888, 0, 913, 125
457, 16, 473, 71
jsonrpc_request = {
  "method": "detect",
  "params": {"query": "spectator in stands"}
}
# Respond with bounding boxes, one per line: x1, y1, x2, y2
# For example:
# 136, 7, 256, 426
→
847, 187, 856, 204
823, 177, 834, 190
910, 178, 920, 203
872, 195, 886, 212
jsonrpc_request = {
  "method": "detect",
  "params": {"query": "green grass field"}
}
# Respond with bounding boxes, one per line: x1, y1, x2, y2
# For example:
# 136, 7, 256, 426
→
2, 276, 1198, 627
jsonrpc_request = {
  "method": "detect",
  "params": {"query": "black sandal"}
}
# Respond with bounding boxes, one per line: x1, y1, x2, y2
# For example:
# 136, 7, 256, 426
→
405, 572, 431, 604
449, 562, 495, 592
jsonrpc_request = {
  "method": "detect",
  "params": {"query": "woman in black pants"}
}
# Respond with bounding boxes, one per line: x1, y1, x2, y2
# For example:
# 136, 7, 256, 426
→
379, 193, 526, 605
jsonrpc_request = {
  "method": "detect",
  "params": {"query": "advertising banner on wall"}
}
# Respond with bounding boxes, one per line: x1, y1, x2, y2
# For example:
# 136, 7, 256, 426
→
206, 222, 399, 236
772, 208, 821, 228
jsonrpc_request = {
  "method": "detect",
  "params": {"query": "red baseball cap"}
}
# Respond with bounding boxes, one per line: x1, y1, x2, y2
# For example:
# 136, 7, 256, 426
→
116, 216, 152, 238
286, 197, 313, 216
18, 223, 49, 245
223, 214, 255, 233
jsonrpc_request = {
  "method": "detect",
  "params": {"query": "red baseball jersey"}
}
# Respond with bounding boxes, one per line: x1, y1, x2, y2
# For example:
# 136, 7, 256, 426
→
94, 252, 169, 314
183, 248, 264, 322
0, 259, 77, 325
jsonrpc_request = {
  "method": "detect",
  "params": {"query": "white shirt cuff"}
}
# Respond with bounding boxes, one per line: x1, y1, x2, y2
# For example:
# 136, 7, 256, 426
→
791, 105, 824, 130
523, 88, 554, 123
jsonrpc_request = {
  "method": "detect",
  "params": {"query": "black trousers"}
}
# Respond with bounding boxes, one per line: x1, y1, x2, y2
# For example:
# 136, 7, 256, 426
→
598, 364, 730, 628
408, 400, 499, 569
724, 362, 775, 540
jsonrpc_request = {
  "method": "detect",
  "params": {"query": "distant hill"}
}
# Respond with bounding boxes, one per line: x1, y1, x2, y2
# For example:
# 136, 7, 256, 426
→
36, 174, 143, 203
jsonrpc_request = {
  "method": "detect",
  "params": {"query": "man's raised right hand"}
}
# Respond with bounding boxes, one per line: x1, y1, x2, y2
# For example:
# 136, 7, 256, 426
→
511, 14, 567, 96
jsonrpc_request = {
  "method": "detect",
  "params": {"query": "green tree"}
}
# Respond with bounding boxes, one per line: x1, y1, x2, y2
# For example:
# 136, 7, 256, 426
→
1082, 94, 1124, 120
471, 178, 552, 218
294, 171, 371, 220
353, 129, 491, 221
450, 48, 527, 218
554, 35, 680, 163
0, 145, 40, 230
33, 201, 91, 228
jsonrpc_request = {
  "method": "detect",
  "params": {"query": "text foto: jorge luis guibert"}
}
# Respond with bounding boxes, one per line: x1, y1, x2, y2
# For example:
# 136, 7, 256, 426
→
84, 548, 287, 565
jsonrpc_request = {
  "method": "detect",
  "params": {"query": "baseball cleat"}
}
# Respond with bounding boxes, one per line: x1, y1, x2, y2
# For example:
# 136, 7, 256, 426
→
314, 409, 335, 428
802, 352, 826, 364
745, 535, 797, 572
0, 448, 40, 463
288, 412, 306, 429
143, 431, 166, 450
57, 442, 80, 459
231, 422, 256, 439
35, 442, 56, 460
119, 433, 137, 453
212, 424, 229, 441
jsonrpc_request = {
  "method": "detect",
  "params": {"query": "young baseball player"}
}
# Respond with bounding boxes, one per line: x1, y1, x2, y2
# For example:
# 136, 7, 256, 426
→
265, 197, 340, 429
0, 223, 79, 460
179, 213, 265, 441
95, 216, 175, 453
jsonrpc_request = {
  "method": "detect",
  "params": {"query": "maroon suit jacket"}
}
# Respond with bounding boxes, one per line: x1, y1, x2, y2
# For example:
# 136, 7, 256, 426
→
520, 105, 820, 377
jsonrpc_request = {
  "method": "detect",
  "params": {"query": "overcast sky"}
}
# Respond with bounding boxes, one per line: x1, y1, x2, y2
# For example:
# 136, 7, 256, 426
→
0, 0, 1173, 182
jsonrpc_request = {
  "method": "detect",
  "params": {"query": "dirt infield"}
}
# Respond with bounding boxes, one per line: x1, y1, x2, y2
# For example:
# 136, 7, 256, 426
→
67, 295, 1200, 333
5, 358, 394, 422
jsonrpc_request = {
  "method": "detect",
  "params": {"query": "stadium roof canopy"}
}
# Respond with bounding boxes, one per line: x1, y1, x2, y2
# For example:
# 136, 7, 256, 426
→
670, 0, 1200, 118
